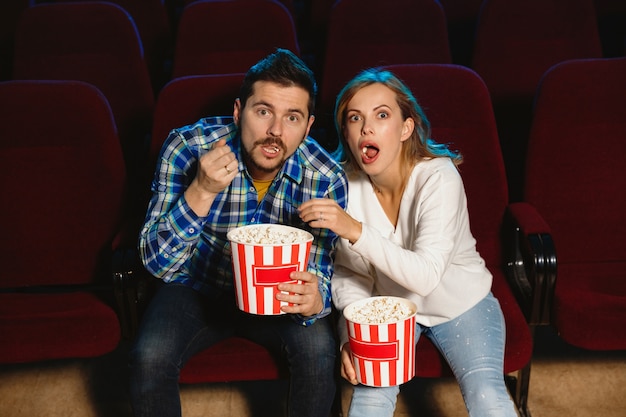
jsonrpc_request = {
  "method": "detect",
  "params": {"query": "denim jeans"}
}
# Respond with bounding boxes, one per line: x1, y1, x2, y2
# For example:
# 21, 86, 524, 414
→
129, 283, 337, 417
347, 293, 517, 417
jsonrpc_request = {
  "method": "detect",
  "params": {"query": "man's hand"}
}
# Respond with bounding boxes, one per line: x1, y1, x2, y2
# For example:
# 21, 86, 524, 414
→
276, 270, 324, 317
185, 139, 237, 216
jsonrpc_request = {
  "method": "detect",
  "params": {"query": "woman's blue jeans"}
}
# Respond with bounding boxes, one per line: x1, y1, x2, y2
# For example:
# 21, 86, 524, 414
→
129, 283, 337, 417
347, 293, 517, 417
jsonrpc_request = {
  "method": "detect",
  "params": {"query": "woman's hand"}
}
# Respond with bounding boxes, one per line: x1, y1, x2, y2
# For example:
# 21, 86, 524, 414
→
298, 199, 362, 244
340, 342, 359, 385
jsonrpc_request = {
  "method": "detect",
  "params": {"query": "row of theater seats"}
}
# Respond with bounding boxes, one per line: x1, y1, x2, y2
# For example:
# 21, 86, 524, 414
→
2, 0, 624, 205
2, 57, 625, 416
1, 0, 625, 415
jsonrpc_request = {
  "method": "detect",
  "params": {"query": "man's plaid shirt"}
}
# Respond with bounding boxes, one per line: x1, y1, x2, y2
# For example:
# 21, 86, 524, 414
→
139, 117, 348, 325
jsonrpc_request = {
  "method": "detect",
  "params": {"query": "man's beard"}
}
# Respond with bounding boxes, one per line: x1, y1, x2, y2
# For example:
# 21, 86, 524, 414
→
242, 137, 288, 174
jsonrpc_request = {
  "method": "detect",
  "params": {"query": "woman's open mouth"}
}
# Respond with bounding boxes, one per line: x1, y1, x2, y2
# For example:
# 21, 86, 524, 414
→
361, 144, 379, 163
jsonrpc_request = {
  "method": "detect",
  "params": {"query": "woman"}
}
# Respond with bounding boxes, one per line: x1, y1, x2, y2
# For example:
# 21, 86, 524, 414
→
298, 68, 517, 417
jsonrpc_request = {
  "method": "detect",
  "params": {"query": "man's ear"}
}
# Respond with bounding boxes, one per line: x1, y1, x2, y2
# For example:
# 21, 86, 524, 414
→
233, 98, 242, 125
305, 114, 315, 138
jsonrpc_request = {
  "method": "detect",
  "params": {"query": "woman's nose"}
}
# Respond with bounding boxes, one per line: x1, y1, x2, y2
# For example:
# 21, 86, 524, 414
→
361, 120, 373, 135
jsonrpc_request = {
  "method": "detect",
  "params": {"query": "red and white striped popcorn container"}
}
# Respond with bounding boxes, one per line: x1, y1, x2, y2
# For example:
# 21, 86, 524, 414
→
344, 296, 417, 387
227, 224, 313, 315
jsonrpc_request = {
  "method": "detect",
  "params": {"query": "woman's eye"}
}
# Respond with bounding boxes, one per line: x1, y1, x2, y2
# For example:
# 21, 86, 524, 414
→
378, 111, 389, 119
348, 114, 360, 122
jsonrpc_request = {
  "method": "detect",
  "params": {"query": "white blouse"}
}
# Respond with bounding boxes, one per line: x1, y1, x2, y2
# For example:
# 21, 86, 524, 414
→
332, 157, 492, 345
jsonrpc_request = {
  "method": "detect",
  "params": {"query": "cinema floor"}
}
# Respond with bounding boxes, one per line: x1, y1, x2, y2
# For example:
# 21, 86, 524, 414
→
1, 326, 624, 417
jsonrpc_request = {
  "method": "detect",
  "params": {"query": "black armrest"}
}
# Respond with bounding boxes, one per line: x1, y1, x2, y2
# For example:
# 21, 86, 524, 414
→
111, 247, 157, 339
505, 202, 557, 326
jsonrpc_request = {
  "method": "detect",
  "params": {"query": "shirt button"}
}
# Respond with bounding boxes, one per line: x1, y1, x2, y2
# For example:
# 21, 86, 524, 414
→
163, 253, 169, 259
188, 227, 195, 233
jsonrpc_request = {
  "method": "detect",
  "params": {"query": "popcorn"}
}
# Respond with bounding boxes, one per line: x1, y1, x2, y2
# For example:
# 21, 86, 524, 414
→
348, 297, 414, 324
228, 223, 314, 315
344, 296, 418, 386
228, 224, 311, 245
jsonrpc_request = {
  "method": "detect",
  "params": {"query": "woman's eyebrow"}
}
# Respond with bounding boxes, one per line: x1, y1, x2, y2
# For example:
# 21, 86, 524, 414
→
373, 104, 392, 111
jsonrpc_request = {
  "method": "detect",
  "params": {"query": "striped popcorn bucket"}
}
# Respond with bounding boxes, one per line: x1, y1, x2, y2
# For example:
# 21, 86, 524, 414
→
227, 224, 313, 315
344, 297, 417, 387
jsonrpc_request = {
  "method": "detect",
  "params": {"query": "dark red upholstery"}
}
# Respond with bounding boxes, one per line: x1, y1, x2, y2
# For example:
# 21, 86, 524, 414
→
0, 80, 125, 363
0, 293, 121, 363
151, 73, 245, 166
472, 0, 602, 106
172, 0, 300, 78
380, 64, 536, 414
47, 0, 174, 92
319, 0, 451, 125
13, 2, 155, 180
179, 337, 286, 384
522, 57, 626, 350
471, 0, 603, 201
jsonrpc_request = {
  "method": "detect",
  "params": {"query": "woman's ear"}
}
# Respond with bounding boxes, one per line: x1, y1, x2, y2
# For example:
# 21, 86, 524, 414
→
401, 117, 415, 142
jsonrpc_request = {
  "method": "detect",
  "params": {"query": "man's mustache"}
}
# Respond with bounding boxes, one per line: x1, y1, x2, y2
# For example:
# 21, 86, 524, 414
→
255, 137, 286, 151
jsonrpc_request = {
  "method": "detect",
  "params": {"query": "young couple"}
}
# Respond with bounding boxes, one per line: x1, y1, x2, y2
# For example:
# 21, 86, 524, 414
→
130, 49, 517, 417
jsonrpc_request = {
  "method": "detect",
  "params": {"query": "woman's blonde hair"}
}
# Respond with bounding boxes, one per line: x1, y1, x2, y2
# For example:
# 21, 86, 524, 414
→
332, 68, 462, 172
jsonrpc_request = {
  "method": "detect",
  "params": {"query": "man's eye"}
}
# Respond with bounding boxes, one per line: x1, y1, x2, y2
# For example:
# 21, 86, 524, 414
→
258, 109, 270, 116
287, 114, 300, 123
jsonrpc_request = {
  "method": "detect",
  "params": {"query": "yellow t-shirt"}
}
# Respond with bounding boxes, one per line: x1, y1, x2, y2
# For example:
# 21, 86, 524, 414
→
252, 178, 273, 202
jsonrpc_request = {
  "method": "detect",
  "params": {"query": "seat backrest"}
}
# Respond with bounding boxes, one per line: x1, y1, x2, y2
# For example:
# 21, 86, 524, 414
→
380, 64, 507, 267
319, 0, 451, 117
472, 0, 603, 103
524, 57, 626, 264
471, 0, 603, 202
172, 0, 299, 78
13, 2, 155, 173
0, 80, 126, 288
46, 0, 174, 91
150, 73, 245, 168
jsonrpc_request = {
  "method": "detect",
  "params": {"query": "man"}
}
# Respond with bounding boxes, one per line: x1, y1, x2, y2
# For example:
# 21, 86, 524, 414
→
128, 49, 347, 417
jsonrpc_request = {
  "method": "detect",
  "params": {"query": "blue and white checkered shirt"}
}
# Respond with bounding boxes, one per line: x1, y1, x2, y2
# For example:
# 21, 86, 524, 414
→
139, 117, 348, 326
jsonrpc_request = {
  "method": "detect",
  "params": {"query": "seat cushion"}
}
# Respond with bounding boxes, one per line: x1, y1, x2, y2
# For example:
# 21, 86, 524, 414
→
554, 262, 626, 350
415, 269, 533, 377
0, 292, 120, 363
179, 337, 286, 384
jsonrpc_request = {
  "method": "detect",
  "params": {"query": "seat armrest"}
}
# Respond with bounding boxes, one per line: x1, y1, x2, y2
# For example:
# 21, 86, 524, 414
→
505, 202, 557, 326
111, 246, 158, 339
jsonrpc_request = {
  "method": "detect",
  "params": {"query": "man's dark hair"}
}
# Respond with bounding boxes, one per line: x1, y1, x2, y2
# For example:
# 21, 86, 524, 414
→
239, 48, 317, 116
